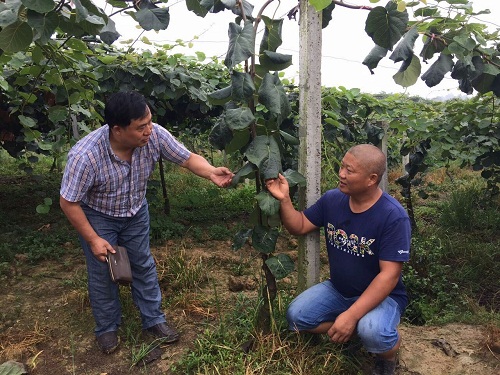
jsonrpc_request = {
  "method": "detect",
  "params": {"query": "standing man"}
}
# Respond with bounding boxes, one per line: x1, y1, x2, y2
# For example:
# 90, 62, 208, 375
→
266, 144, 411, 375
60, 91, 233, 354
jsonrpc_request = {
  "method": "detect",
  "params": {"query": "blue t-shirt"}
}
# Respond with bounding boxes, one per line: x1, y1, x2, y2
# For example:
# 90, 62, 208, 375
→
304, 189, 411, 311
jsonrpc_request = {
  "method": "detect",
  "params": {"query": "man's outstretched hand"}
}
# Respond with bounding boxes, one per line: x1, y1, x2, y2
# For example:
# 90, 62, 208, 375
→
266, 173, 290, 201
210, 167, 234, 188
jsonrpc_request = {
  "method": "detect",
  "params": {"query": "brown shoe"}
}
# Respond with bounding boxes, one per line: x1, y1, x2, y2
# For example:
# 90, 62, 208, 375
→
145, 322, 179, 343
96, 331, 119, 354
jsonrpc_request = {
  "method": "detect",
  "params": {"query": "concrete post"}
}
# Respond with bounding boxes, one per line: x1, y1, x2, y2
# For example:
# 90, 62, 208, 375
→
297, 0, 322, 291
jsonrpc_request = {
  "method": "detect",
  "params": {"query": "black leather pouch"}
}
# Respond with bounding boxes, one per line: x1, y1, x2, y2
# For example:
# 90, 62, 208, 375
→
107, 245, 133, 285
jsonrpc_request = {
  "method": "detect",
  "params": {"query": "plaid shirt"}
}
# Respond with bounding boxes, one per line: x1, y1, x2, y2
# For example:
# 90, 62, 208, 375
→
60, 123, 190, 217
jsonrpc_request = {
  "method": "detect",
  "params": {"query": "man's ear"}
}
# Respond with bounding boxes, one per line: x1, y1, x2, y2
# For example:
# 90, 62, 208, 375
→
368, 173, 379, 186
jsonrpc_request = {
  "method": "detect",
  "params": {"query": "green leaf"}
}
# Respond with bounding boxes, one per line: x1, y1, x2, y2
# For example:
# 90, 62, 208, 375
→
22, 0, 55, 13
283, 169, 306, 187
232, 228, 252, 250
0, 359, 29, 374
245, 135, 281, 174
309, 0, 332, 12
135, 7, 170, 31
258, 72, 291, 124
225, 129, 250, 154
252, 225, 279, 254
186, 0, 209, 17
421, 53, 454, 87
279, 130, 299, 145
27, 10, 59, 44
389, 27, 419, 63
48, 106, 69, 123
393, 54, 421, 87
18, 115, 36, 128
200, 0, 227, 13
365, 2, 409, 50
231, 162, 256, 186
362, 45, 388, 74
225, 107, 255, 130
472, 64, 500, 94
36, 204, 51, 214
259, 16, 283, 54
224, 21, 255, 70
231, 71, 255, 102
255, 191, 280, 216
259, 51, 293, 71
0, 21, 34, 53
265, 253, 294, 279
322, 2, 336, 29
0, 1, 21, 27
100, 18, 120, 45
208, 86, 232, 105
209, 120, 233, 150
221, 0, 254, 18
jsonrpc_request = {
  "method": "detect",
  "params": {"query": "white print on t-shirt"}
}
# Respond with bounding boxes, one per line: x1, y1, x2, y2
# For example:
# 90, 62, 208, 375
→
326, 222, 375, 257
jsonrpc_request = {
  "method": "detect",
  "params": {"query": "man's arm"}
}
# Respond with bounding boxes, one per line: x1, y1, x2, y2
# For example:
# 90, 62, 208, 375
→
266, 174, 318, 235
180, 153, 233, 188
59, 196, 114, 262
327, 260, 403, 343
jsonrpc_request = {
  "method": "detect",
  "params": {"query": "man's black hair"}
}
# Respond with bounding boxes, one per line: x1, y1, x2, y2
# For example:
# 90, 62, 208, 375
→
104, 91, 149, 128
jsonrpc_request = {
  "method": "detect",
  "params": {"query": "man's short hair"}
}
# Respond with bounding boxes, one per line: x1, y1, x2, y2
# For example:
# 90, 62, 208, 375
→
104, 91, 149, 128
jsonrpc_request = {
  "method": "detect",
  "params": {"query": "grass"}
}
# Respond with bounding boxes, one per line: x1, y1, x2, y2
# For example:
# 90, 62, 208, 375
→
1, 151, 499, 373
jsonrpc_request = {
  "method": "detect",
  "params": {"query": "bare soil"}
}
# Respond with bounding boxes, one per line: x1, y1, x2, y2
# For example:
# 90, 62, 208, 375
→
1, 241, 499, 375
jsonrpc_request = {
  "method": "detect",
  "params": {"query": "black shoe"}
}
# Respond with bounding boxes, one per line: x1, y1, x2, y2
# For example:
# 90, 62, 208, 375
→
96, 331, 119, 354
145, 322, 179, 343
372, 357, 397, 375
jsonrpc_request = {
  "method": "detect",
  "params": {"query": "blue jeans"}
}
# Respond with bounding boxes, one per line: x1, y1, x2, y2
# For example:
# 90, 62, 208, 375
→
80, 203, 166, 336
287, 280, 401, 353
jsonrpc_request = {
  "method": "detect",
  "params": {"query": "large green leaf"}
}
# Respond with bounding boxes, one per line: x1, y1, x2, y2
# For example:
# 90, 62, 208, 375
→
393, 54, 421, 87
186, 0, 209, 17
27, 10, 59, 45
224, 107, 255, 130
255, 191, 280, 216
0, 1, 21, 28
0, 21, 33, 53
134, 7, 170, 31
365, 1, 408, 50
221, 0, 254, 18
259, 16, 283, 54
231, 162, 256, 186
472, 64, 500, 95
309, 0, 332, 12
231, 71, 255, 102
265, 253, 294, 279
282, 169, 306, 187
48, 106, 69, 123
208, 86, 232, 105
225, 129, 250, 154
224, 21, 255, 70
389, 27, 419, 63
209, 120, 233, 150
245, 135, 281, 173
245, 136, 282, 180
421, 53, 454, 87
200, 0, 227, 14
258, 72, 291, 123
252, 225, 279, 254
259, 51, 293, 71
232, 228, 252, 250
362, 45, 389, 74
322, 2, 336, 29
21, 0, 54, 13
99, 18, 120, 45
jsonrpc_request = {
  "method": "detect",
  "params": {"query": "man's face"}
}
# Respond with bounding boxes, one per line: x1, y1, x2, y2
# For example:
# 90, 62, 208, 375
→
338, 152, 372, 196
114, 106, 153, 148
